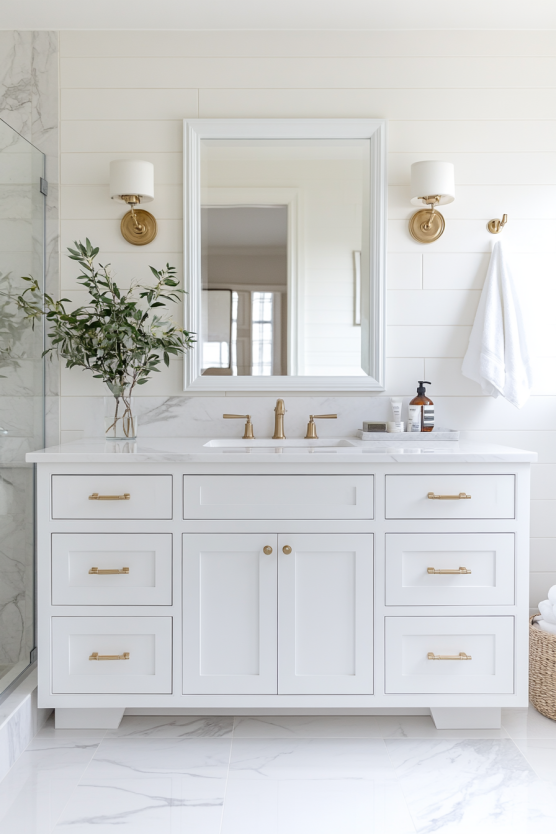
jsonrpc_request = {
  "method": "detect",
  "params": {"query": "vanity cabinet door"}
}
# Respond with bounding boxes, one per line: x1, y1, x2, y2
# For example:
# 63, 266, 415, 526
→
277, 534, 373, 695
182, 534, 277, 694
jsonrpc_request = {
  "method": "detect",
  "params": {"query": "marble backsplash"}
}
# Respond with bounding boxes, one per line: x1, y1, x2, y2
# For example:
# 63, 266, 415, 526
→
61, 395, 400, 442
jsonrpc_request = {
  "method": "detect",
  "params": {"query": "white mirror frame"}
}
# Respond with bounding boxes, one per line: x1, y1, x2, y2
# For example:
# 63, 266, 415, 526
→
183, 118, 387, 392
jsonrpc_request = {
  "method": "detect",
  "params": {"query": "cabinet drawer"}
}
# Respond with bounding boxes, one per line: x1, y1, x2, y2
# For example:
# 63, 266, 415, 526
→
385, 475, 514, 519
385, 617, 514, 694
183, 475, 374, 520
385, 533, 515, 606
51, 475, 172, 520
51, 617, 172, 694
51, 534, 172, 606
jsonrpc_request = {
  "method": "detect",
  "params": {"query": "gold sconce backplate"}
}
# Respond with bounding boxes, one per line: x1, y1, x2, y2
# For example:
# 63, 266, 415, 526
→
409, 208, 445, 244
121, 209, 157, 246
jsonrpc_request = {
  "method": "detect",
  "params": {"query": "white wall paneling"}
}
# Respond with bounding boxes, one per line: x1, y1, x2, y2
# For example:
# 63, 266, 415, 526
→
58, 30, 556, 606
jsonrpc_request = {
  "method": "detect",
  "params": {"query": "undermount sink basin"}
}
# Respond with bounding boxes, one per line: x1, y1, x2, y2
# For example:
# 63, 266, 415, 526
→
203, 438, 357, 451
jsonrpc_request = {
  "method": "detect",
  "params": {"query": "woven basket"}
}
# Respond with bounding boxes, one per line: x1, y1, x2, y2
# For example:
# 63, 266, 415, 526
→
529, 614, 556, 720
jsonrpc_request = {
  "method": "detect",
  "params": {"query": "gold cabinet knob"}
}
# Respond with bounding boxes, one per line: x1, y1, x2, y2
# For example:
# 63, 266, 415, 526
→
263, 545, 273, 555
282, 545, 292, 555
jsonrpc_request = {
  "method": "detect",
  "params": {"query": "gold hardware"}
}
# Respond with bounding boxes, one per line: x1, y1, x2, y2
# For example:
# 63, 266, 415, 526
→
273, 398, 286, 439
89, 492, 130, 501
263, 545, 273, 555
427, 566, 471, 575
223, 414, 255, 439
427, 652, 472, 661
409, 196, 446, 244
282, 545, 292, 555
487, 213, 508, 235
427, 492, 471, 500
119, 195, 157, 246
304, 414, 338, 440
89, 652, 130, 661
89, 567, 130, 575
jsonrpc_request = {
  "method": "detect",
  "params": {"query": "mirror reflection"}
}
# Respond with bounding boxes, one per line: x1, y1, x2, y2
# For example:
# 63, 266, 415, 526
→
200, 138, 370, 377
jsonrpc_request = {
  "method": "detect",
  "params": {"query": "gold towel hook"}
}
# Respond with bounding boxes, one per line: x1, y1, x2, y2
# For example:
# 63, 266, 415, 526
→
487, 213, 508, 234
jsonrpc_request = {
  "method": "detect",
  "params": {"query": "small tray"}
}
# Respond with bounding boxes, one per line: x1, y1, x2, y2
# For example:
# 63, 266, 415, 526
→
356, 429, 459, 442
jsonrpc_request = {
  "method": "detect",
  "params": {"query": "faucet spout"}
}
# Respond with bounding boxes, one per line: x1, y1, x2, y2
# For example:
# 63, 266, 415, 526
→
273, 398, 286, 439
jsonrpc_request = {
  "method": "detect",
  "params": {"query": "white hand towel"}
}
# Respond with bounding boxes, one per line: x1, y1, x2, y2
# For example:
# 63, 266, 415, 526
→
548, 585, 556, 606
538, 599, 556, 625
461, 240, 533, 408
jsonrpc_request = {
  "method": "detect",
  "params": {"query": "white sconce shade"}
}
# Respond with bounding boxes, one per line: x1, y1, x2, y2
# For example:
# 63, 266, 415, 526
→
410, 161, 455, 206
110, 160, 154, 203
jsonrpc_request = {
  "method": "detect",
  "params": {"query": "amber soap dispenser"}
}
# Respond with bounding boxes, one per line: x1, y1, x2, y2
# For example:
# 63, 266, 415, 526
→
410, 381, 434, 432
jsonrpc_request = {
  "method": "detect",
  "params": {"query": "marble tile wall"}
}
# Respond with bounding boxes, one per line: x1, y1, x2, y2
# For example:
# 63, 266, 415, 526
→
0, 32, 59, 688
0, 30, 60, 447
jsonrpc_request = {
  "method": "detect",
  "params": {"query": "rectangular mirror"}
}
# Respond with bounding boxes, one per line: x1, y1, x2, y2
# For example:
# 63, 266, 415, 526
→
184, 119, 386, 392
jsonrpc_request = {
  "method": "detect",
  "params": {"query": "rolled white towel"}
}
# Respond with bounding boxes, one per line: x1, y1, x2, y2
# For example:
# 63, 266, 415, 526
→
548, 585, 556, 606
537, 619, 556, 637
538, 599, 556, 625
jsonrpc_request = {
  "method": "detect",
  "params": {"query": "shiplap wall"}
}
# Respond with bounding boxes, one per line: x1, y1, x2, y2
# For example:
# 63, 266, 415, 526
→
58, 30, 556, 607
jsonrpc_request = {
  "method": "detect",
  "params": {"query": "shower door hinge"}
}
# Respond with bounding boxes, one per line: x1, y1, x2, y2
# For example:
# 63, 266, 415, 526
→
30, 647, 37, 664
39, 177, 48, 196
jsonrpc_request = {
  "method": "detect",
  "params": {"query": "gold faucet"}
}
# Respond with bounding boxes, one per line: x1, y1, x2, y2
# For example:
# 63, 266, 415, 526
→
272, 399, 286, 439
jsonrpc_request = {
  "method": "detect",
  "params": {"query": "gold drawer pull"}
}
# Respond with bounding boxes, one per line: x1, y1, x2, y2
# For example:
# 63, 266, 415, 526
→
282, 545, 292, 555
89, 652, 130, 661
89, 567, 130, 575
263, 546, 273, 555
427, 492, 471, 500
427, 566, 471, 575
427, 652, 472, 661
89, 493, 130, 501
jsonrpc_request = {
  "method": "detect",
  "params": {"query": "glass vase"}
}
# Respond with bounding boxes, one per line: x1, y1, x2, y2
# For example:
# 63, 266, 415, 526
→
104, 394, 138, 440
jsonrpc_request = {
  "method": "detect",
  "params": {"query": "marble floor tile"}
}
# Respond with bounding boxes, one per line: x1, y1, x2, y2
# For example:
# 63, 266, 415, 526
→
502, 705, 556, 739
222, 737, 416, 833
52, 777, 226, 833
35, 714, 107, 739
86, 737, 232, 780
0, 739, 100, 833
228, 737, 396, 780
514, 737, 556, 782
385, 737, 556, 832
105, 714, 234, 738
233, 714, 509, 739
221, 778, 417, 834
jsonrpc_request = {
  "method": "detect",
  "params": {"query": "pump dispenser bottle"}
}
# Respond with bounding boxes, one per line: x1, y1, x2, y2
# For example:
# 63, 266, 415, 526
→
409, 381, 434, 432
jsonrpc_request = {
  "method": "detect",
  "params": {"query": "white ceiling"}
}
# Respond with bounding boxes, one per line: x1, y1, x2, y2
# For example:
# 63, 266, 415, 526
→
3, 0, 556, 31
202, 206, 287, 249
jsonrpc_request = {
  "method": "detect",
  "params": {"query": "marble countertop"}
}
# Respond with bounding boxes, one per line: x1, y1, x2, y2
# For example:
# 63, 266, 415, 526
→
25, 437, 538, 463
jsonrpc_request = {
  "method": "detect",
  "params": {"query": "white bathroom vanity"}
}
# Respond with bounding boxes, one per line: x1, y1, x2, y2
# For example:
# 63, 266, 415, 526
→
27, 437, 536, 730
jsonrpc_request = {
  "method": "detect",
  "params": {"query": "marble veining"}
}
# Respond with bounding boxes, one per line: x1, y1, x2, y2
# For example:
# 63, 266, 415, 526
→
1, 709, 556, 831
385, 737, 556, 831
0, 30, 59, 447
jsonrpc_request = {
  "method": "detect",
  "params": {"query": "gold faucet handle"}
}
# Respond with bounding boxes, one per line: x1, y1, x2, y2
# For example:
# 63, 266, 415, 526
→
223, 414, 255, 440
304, 414, 338, 440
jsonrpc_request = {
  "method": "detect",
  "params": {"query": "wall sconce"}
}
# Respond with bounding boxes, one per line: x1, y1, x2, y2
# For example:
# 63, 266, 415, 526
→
110, 159, 157, 246
409, 161, 455, 244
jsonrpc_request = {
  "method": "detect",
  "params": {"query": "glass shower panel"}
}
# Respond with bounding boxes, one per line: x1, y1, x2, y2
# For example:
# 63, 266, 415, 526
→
0, 118, 45, 696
